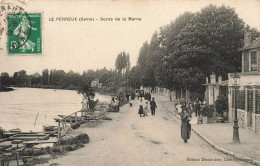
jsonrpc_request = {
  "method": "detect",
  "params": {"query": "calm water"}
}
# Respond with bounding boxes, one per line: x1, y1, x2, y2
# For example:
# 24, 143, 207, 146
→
0, 88, 111, 132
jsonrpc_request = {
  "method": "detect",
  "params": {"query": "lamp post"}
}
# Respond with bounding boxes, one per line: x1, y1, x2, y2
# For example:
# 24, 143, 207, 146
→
231, 73, 240, 144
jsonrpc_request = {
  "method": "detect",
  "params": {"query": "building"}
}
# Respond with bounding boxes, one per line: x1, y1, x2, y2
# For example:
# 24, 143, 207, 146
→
91, 79, 99, 88
228, 34, 260, 133
203, 74, 228, 105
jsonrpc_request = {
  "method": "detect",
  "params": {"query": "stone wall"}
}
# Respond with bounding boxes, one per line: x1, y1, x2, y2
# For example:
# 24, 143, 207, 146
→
254, 114, 260, 133
237, 109, 247, 129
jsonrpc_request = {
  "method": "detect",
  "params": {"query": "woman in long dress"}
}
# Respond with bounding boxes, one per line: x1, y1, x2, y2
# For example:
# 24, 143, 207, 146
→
144, 100, 150, 116
138, 98, 144, 117
176, 101, 182, 114
179, 108, 191, 143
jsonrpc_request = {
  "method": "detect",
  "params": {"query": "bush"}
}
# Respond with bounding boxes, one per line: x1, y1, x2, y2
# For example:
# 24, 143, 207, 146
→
215, 95, 228, 116
200, 105, 215, 117
77, 133, 90, 144
71, 122, 81, 129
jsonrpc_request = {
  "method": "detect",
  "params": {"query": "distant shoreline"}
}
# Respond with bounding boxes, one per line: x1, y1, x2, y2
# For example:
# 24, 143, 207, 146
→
1, 86, 117, 97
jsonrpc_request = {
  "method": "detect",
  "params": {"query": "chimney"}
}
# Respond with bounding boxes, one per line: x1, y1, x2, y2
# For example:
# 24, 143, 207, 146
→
244, 31, 252, 47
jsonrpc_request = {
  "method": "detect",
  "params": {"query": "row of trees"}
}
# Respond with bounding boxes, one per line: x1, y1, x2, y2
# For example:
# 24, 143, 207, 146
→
129, 5, 260, 94
0, 68, 122, 91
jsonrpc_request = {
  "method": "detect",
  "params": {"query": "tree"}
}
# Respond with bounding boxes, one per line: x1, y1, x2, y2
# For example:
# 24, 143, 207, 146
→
158, 5, 260, 92
77, 84, 95, 99
158, 12, 196, 90
129, 65, 142, 89
12, 70, 29, 86
174, 5, 245, 77
42, 69, 49, 85
141, 32, 165, 88
115, 51, 130, 74
0, 72, 12, 86
137, 42, 149, 73
30, 72, 41, 86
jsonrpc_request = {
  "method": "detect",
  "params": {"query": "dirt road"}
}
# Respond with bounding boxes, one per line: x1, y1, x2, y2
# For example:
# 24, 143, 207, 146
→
41, 97, 252, 166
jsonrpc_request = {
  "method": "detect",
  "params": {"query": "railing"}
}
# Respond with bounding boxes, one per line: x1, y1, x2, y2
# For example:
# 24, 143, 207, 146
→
57, 108, 89, 142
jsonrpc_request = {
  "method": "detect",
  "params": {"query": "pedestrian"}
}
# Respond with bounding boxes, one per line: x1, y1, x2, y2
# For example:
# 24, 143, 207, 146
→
194, 98, 201, 117
150, 97, 157, 116
179, 108, 191, 143
176, 100, 182, 114
144, 100, 150, 116
201, 98, 207, 108
148, 93, 151, 101
111, 97, 115, 103
180, 98, 186, 109
138, 98, 144, 117
186, 99, 192, 117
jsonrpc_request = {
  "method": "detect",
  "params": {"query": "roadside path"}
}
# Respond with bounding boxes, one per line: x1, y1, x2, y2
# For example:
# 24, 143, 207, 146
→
40, 98, 252, 166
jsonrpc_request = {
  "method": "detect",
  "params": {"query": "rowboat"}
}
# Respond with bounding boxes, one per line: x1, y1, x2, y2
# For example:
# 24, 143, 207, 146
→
9, 133, 49, 141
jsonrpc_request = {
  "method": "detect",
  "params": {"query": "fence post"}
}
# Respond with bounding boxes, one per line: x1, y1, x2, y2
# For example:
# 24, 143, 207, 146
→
62, 120, 65, 129
69, 116, 72, 125
58, 121, 61, 143
75, 113, 78, 123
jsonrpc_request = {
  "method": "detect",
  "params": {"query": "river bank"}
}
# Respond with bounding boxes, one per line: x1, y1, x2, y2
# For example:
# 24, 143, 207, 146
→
0, 87, 115, 165
0, 100, 114, 165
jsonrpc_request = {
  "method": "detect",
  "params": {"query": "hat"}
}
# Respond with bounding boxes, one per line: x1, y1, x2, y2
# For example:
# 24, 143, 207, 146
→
152, 97, 155, 99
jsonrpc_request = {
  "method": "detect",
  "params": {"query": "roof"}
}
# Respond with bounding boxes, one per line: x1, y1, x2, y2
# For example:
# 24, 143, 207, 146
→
241, 37, 260, 51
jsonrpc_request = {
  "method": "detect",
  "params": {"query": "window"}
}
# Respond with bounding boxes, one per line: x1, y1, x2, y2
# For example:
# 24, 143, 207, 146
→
250, 51, 257, 71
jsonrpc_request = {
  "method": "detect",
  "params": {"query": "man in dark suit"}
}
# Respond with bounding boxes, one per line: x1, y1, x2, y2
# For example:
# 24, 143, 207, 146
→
150, 97, 157, 116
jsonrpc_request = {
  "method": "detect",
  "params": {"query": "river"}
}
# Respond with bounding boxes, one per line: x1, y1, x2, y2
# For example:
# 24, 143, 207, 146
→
0, 88, 112, 132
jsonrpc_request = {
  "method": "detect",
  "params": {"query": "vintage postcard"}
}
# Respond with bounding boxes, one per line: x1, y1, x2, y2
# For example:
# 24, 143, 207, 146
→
0, 0, 260, 165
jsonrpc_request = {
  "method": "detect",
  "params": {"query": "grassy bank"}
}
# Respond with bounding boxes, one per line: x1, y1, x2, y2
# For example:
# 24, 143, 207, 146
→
21, 134, 89, 165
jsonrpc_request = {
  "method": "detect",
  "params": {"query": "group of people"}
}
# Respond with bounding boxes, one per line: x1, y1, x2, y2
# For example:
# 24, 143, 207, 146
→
176, 97, 207, 117
138, 97, 157, 117
114, 92, 208, 144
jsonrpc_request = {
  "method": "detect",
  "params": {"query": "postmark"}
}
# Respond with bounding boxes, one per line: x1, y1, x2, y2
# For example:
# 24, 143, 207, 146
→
7, 12, 42, 54
0, 2, 26, 50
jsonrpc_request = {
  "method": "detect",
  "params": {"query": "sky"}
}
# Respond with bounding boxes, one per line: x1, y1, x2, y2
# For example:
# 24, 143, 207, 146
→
0, 0, 260, 75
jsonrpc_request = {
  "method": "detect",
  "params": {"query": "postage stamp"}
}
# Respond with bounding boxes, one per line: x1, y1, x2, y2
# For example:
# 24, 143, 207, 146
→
7, 12, 42, 55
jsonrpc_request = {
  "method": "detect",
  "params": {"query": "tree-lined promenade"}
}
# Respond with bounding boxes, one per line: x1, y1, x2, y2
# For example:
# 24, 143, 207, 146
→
1, 5, 260, 96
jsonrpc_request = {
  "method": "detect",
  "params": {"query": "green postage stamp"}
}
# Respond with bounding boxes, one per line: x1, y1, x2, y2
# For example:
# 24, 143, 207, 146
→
7, 13, 42, 55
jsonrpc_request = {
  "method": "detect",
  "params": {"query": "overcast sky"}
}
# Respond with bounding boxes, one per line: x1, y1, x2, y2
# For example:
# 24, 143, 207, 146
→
0, 0, 260, 75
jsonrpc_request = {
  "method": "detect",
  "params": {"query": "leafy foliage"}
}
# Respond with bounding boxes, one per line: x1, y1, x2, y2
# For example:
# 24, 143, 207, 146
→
132, 4, 260, 94
77, 84, 95, 99
115, 51, 130, 73
215, 95, 228, 116
200, 105, 215, 117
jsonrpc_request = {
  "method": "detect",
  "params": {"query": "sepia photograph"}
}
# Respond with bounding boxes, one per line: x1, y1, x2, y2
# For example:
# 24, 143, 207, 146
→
0, 0, 260, 165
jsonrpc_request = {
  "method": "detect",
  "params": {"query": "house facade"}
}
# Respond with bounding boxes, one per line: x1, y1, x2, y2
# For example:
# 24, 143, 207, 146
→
91, 79, 99, 88
203, 73, 228, 105
228, 36, 260, 133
